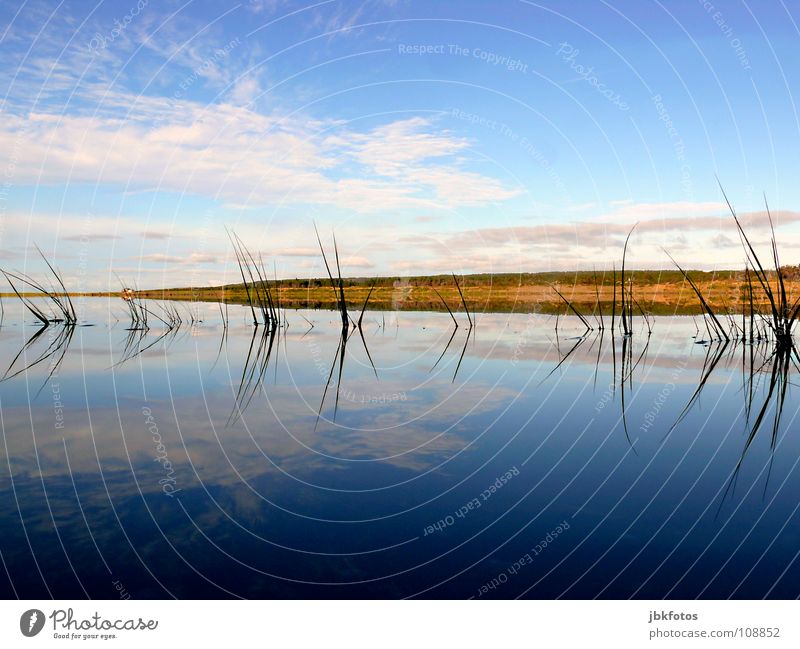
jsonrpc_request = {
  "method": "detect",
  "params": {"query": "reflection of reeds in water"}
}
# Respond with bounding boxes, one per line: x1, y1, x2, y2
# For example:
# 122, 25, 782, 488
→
318, 299, 387, 420
316, 330, 347, 427
429, 326, 473, 383
314, 325, 381, 427
618, 333, 647, 452
539, 328, 645, 453
228, 325, 279, 426
661, 336, 795, 509
113, 294, 195, 367
2, 321, 76, 393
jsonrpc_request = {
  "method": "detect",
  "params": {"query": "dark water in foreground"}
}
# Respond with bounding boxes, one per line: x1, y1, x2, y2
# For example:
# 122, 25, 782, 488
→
0, 298, 798, 599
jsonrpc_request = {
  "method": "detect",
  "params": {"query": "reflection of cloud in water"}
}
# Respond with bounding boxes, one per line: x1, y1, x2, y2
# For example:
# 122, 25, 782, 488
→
1, 373, 520, 497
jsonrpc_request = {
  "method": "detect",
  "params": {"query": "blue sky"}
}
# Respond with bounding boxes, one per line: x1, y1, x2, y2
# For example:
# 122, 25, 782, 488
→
1, 0, 799, 289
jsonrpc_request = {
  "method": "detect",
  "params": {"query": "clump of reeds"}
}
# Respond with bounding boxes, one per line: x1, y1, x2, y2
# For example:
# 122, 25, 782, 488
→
666, 186, 800, 347
550, 225, 642, 337
722, 187, 799, 347
619, 225, 637, 336
664, 252, 729, 342
592, 267, 605, 331
551, 283, 592, 335
357, 284, 375, 329
118, 279, 149, 331
432, 286, 458, 328
451, 274, 473, 329
227, 229, 278, 329
314, 223, 349, 331
1, 246, 77, 326
429, 274, 474, 331
160, 301, 183, 329
311, 224, 380, 333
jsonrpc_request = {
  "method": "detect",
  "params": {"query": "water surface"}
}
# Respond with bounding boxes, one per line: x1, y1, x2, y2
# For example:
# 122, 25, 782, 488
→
0, 298, 798, 599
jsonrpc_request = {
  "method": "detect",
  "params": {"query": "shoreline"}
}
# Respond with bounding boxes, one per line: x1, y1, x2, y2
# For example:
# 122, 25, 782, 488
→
2, 272, 797, 316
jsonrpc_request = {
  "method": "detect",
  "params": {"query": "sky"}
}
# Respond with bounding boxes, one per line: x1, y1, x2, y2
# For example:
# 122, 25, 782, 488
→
1, 0, 799, 290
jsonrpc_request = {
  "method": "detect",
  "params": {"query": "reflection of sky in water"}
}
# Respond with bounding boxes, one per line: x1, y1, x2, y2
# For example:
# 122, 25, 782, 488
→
1, 299, 799, 598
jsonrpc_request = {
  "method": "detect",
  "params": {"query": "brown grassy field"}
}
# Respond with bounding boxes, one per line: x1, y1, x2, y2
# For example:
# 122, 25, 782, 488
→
4, 270, 798, 316
120, 272, 800, 316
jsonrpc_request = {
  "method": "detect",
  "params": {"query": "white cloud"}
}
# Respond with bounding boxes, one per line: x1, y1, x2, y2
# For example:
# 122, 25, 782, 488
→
0, 98, 520, 212
340, 255, 374, 269
228, 75, 262, 106
272, 247, 320, 257
345, 117, 469, 174
592, 200, 728, 223
139, 252, 219, 264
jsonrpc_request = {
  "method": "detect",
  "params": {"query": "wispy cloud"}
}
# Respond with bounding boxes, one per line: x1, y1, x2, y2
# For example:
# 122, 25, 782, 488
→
271, 247, 320, 257
141, 231, 173, 240
590, 200, 728, 223
61, 233, 120, 242
139, 252, 219, 264
0, 98, 519, 211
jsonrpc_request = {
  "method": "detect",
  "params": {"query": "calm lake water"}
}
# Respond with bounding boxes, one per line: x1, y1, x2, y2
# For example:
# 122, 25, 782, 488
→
0, 297, 798, 599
